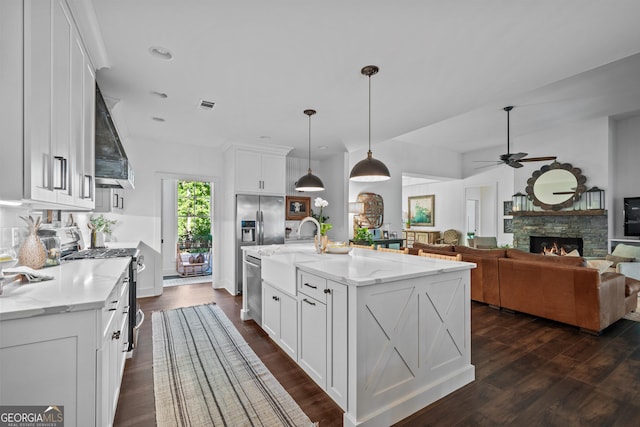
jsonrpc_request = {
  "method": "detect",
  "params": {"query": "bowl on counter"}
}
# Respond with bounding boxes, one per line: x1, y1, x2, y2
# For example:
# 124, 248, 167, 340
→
325, 242, 351, 254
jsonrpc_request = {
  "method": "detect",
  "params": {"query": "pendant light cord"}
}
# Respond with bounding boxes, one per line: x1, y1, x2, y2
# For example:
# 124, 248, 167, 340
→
308, 113, 312, 173
368, 72, 372, 154
507, 107, 510, 154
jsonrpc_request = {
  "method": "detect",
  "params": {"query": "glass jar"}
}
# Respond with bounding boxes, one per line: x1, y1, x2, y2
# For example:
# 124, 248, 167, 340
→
40, 236, 61, 267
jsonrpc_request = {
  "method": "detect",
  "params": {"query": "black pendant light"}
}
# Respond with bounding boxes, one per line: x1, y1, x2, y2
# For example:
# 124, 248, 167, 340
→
349, 65, 391, 182
295, 109, 325, 192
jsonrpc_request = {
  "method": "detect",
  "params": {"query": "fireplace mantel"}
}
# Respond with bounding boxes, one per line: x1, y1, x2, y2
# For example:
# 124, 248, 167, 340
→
512, 210, 605, 217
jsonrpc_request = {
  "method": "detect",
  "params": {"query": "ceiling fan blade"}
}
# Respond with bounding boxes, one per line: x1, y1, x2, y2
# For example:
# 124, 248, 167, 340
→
519, 156, 557, 162
506, 160, 524, 168
508, 152, 528, 161
473, 160, 502, 163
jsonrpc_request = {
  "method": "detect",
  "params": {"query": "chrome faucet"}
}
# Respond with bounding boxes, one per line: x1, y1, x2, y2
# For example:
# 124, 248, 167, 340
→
298, 216, 322, 253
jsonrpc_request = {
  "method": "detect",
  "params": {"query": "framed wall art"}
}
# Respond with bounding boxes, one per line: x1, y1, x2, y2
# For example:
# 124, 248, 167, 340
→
504, 218, 513, 233
503, 201, 513, 216
408, 195, 435, 227
286, 196, 310, 220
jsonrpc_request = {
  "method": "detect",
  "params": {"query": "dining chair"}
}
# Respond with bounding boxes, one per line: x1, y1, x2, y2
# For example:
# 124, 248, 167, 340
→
377, 246, 409, 254
417, 250, 462, 261
350, 243, 375, 250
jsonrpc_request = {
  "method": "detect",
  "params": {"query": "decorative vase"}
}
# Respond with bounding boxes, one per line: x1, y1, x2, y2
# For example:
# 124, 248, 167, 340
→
314, 235, 329, 253
18, 216, 46, 270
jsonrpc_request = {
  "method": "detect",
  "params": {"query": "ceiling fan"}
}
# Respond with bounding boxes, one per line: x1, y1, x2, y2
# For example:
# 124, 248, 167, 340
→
476, 106, 557, 168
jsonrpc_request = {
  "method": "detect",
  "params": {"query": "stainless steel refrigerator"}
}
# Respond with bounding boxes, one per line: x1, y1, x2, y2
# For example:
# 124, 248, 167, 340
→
236, 194, 285, 295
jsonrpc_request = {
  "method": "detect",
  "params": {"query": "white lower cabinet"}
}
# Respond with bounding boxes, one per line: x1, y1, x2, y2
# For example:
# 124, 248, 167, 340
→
297, 271, 348, 410
262, 281, 298, 360
0, 269, 129, 427
99, 275, 129, 426
299, 293, 327, 386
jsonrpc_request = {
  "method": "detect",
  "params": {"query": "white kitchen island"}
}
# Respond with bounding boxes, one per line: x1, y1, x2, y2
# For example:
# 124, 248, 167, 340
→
244, 246, 476, 427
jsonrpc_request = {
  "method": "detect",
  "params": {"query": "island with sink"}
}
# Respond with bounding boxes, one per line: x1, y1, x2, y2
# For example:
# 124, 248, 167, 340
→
241, 243, 476, 427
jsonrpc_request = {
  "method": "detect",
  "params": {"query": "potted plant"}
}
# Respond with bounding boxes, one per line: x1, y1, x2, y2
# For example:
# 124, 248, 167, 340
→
353, 227, 374, 246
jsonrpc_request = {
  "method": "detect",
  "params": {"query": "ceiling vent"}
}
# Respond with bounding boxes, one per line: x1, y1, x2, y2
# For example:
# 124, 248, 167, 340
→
199, 100, 215, 110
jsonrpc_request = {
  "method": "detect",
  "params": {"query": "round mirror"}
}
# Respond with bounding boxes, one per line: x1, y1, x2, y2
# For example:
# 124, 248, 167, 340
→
525, 162, 587, 211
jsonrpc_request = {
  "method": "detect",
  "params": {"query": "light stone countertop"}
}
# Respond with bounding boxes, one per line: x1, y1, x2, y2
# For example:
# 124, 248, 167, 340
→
253, 244, 475, 290
0, 257, 131, 321
295, 248, 475, 286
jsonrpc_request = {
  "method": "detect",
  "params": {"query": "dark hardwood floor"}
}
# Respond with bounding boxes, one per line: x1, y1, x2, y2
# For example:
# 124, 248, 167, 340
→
115, 283, 640, 426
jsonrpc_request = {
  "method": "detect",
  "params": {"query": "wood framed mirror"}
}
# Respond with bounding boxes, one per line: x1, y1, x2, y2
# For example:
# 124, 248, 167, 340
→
525, 161, 587, 211
355, 192, 384, 229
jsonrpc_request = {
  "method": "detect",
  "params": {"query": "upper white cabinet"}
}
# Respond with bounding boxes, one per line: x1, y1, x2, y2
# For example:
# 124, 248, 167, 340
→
0, 0, 95, 209
225, 145, 292, 195
235, 150, 286, 194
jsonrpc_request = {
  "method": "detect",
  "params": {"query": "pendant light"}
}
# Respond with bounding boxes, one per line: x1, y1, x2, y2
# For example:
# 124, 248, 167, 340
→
349, 65, 391, 182
295, 109, 325, 192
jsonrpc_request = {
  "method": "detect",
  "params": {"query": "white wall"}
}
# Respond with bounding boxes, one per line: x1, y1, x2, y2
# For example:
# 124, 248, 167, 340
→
402, 180, 465, 235
317, 153, 349, 241
348, 140, 462, 239
105, 136, 226, 294
512, 117, 611, 198
612, 114, 640, 237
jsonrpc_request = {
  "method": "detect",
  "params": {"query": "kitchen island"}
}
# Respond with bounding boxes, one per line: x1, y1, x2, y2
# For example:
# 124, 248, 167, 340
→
243, 245, 476, 427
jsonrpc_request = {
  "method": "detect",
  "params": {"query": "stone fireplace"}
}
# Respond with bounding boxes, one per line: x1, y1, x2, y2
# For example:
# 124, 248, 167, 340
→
512, 211, 607, 257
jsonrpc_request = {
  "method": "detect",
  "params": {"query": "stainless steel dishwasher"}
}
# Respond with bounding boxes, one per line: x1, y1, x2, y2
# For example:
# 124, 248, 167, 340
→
244, 254, 262, 325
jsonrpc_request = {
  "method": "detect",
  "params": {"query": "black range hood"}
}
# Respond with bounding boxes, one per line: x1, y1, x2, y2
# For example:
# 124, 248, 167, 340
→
95, 83, 134, 189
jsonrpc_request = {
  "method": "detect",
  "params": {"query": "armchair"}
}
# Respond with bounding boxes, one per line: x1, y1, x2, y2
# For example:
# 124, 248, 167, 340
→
468, 236, 498, 249
436, 229, 459, 245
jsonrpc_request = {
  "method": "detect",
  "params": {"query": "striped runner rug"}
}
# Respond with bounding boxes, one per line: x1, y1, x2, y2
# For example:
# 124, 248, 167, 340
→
153, 304, 317, 426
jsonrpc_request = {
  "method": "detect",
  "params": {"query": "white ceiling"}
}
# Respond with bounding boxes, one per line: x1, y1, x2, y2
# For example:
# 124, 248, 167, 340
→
85, 0, 640, 160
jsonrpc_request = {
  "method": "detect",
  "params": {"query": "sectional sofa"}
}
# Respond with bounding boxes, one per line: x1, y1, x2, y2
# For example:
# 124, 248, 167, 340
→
410, 243, 640, 334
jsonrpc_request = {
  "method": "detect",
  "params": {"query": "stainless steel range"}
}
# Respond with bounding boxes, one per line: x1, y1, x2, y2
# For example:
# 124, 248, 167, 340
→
62, 247, 144, 355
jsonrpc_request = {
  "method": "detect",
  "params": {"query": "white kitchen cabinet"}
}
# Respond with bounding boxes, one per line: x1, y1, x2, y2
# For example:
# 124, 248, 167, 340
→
326, 279, 348, 409
234, 149, 287, 195
94, 187, 125, 213
299, 291, 327, 386
262, 281, 298, 360
0, 0, 95, 209
73, 53, 96, 208
297, 271, 348, 409
0, 266, 129, 427
99, 275, 129, 427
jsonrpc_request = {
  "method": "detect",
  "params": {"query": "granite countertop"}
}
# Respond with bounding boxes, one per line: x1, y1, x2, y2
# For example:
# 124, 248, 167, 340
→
0, 257, 130, 321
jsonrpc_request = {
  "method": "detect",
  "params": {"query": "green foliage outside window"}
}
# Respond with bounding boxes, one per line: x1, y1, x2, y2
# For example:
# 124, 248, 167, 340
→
177, 181, 211, 251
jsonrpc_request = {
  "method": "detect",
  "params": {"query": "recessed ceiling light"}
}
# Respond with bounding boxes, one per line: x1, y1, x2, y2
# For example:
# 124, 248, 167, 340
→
148, 46, 173, 60
318, 145, 328, 150
259, 136, 271, 139
199, 100, 215, 110
150, 91, 168, 98
152, 117, 166, 122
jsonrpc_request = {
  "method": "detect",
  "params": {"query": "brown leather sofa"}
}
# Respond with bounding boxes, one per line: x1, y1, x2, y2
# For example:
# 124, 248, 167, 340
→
409, 243, 640, 334
498, 250, 627, 334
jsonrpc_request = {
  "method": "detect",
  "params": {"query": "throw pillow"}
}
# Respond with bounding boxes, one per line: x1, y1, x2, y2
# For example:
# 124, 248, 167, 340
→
605, 254, 634, 267
586, 259, 613, 274
612, 243, 640, 261
565, 249, 581, 257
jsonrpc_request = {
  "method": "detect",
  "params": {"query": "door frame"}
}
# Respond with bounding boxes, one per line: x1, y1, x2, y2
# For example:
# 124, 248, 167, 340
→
154, 172, 220, 294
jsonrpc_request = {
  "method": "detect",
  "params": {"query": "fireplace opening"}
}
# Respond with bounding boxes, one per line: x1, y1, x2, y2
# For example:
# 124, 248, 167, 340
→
529, 236, 584, 256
